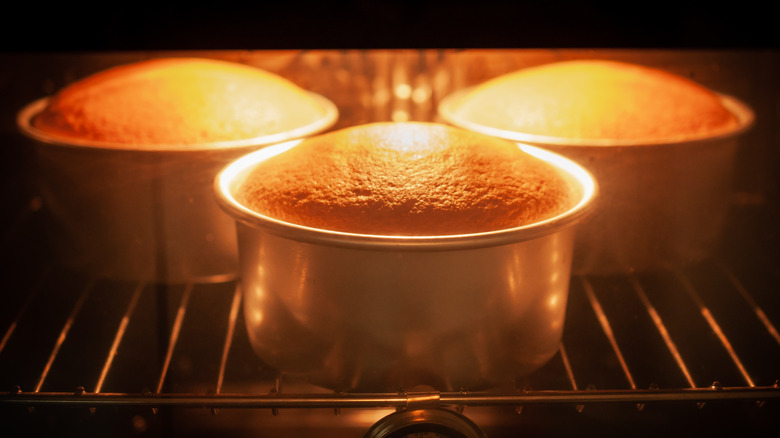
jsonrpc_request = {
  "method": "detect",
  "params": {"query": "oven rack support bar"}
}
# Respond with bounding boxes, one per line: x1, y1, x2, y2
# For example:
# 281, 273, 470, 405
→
2, 385, 779, 409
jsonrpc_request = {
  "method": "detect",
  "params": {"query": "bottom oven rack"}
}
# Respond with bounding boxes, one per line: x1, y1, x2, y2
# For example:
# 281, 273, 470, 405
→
1, 194, 779, 436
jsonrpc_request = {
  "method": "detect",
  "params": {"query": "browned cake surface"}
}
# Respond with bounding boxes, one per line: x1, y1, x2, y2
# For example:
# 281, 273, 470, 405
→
450, 60, 739, 142
238, 122, 575, 236
33, 58, 328, 148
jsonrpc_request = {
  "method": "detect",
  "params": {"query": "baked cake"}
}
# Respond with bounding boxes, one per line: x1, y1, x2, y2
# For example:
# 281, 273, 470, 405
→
33, 57, 330, 148
237, 122, 576, 236
447, 60, 739, 142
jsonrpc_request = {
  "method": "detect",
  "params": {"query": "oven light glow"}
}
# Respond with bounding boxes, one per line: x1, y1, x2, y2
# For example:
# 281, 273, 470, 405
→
518, 143, 597, 205
218, 138, 303, 206
505, 250, 523, 301
392, 109, 410, 122
251, 284, 265, 300
394, 83, 412, 99
412, 85, 432, 104
249, 309, 264, 325
353, 408, 396, 426
506, 269, 516, 291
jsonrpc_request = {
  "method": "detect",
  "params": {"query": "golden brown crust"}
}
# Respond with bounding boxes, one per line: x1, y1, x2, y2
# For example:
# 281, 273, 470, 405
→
451, 60, 740, 142
238, 122, 575, 236
33, 58, 327, 147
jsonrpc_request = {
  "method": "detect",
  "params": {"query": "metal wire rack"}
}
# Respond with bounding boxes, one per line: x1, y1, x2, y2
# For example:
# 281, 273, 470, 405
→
1, 195, 779, 437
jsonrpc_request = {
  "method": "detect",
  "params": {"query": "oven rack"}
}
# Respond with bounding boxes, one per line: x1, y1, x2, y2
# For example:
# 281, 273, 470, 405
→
1, 271, 780, 408
0, 202, 778, 438
4, 385, 780, 410
2, 197, 779, 410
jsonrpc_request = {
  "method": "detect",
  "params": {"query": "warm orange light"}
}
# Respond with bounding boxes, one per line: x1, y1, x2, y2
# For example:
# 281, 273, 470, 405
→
443, 59, 740, 144
31, 58, 336, 149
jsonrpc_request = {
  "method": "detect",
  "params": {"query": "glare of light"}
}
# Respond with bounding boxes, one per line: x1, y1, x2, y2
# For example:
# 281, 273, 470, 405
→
353, 408, 395, 426
506, 251, 522, 301
519, 143, 597, 205
506, 271, 516, 291
252, 284, 265, 300
395, 83, 412, 99
217, 139, 303, 206
412, 85, 431, 103
247, 285, 265, 326
381, 123, 446, 154
249, 309, 264, 325
296, 256, 309, 302
392, 109, 409, 122
548, 294, 560, 309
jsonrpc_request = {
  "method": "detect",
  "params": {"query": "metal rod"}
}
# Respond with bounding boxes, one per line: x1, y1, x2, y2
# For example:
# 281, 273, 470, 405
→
94, 282, 145, 393
4, 385, 779, 409
34, 278, 95, 393
0, 265, 50, 356
215, 283, 242, 394
718, 262, 780, 347
629, 274, 697, 389
673, 268, 756, 388
581, 277, 637, 389
559, 344, 578, 391
155, 283, 194, 394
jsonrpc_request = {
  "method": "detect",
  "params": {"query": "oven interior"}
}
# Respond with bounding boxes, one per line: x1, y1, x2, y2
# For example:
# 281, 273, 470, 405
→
1, 50, 778, 437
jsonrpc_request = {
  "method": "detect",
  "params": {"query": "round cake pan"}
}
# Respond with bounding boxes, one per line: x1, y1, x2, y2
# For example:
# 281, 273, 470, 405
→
439, 90, 754, 275
215, 141, 597, 391
17, 95, 338, 283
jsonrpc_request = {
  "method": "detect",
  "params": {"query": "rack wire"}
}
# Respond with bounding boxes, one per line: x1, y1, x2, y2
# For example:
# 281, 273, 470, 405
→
1, 197, 779, 413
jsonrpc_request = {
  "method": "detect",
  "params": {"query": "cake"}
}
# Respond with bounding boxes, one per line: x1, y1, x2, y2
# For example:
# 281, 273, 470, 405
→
237, 122, 576, 236
32, 57, 331, 148
446, 59, 740, 142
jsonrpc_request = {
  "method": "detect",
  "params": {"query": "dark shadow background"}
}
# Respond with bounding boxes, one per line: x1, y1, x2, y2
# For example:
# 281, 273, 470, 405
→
2, 1, 777, 51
